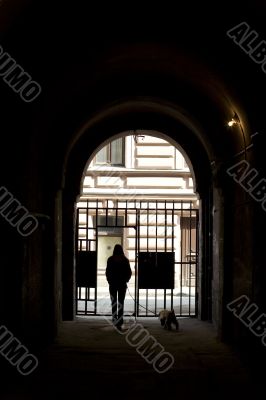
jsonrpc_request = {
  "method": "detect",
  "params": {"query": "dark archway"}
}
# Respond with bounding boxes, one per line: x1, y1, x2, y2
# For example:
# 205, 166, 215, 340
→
0, 3, 265, 375
60, 97, 249, 338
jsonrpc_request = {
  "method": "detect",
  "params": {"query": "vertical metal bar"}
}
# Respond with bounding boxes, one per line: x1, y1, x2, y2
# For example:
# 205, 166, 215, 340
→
115, 203, 118, 226
78, 285, 80, 301
146, 203, 149, 316
164, 201, 167, 310
155, 200, 158, 315
106, 200, 108, 226
155, 201, 158, 253
136, 209, 140, 317
189, 201, 192, 316
147, 203, 149, 250
172, 203, 175, 250
171, 205, 174, 311
164, 292, 167, 311
95, 200, 98, 315
134, 207, 138, 318
138, 202, 142, 317
180, 200, 183, 315
85, 287, 88, 315
85, 202, 89, 314
125, 200, 128, 229
86, 201, 89, 251
75, 207, 80, 315
195, 209, 199, 317
164, 200, 167, 251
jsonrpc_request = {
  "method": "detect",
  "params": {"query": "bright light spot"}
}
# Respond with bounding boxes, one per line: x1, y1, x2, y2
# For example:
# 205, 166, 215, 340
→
228, 119, 237, 127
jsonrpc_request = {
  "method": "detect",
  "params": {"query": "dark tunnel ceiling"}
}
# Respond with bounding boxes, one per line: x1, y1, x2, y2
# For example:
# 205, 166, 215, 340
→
1, 1, 266, 175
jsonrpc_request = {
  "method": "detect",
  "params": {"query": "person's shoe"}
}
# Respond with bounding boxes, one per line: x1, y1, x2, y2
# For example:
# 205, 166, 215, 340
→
115, 324, 122, 331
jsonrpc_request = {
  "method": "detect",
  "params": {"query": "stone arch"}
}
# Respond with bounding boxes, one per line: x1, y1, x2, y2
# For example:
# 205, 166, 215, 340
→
59, 96, 249, 335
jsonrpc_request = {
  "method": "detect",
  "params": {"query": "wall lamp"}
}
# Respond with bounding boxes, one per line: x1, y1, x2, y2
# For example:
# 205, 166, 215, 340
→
227, 112, 247, 160
228, 112, 240, 127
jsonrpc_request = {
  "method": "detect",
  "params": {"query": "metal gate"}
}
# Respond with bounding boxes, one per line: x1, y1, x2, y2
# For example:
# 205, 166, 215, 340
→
75, 199, 198, 317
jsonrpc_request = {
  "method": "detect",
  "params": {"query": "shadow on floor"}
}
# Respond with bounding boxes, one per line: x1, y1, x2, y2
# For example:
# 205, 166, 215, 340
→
0, 317, 263, 399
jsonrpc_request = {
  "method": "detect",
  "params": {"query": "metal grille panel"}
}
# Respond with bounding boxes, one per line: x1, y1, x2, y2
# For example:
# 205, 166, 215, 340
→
75, 199, 198, 317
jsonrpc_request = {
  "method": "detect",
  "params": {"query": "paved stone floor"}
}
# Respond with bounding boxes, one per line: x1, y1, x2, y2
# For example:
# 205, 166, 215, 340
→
0, 317, 263, 399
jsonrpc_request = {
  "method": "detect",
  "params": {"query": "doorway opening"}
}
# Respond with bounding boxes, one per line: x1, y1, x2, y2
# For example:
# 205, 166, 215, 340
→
75, 132, 199, 317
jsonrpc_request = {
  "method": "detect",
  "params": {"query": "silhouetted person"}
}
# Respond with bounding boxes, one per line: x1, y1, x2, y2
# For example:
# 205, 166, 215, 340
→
106, 244, 132, 329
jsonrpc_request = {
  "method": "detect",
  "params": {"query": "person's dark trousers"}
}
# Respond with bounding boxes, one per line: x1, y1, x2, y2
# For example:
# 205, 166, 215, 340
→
109, 284, 127, 325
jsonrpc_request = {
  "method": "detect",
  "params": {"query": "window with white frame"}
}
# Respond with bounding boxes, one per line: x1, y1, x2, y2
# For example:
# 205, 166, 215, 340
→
95, 138, 125, 166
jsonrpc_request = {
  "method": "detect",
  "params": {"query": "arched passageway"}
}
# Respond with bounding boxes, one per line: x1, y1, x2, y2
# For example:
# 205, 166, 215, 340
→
1, 6, 266, 398
60, 96, 252, 339
75, 131, 199, 318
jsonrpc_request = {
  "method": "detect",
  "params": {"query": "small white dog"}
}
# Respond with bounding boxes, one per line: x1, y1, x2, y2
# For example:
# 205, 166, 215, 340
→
158, 309, 179, 330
